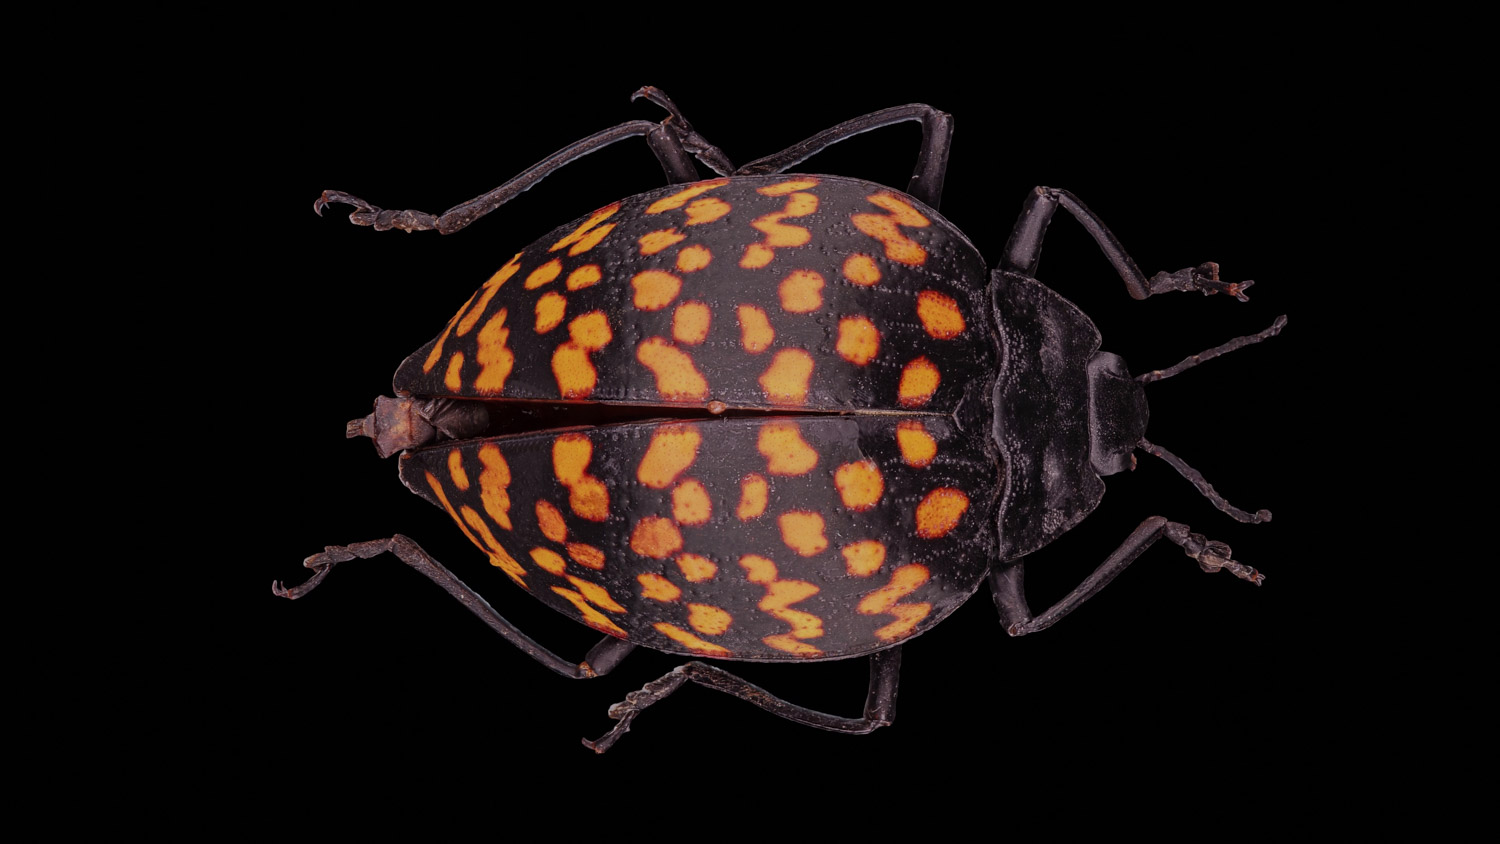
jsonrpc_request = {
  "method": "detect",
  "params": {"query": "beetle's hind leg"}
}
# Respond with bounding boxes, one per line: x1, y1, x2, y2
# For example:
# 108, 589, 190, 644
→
583, 647, 902, 753
274, 536, 635, 679
990, 518, 1263, 636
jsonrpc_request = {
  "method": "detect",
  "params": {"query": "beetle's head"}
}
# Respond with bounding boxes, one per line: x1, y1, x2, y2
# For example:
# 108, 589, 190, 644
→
1086, 351, 1148, 477
348, 396, 492, 458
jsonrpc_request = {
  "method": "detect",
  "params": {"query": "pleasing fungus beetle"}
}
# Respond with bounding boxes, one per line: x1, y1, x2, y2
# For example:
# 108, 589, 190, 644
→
279, 87, 1283, 752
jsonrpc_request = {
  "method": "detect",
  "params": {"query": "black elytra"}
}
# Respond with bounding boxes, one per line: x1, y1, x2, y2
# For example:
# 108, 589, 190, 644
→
279, 87, 1285, 753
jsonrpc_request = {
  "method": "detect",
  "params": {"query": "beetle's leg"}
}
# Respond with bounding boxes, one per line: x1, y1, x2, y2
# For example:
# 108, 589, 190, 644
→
990, 518, 1263, 636
1002, 187, 1254, 301
316, 89, 730, 235
274, 536, 636, 679
583, 646, 903, 753
733, 105, 954, 209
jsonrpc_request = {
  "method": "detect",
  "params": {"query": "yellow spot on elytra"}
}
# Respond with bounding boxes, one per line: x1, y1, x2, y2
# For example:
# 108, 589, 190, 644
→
677, 244, 712, 272
758, 178, 819, 195
535, 291, 566, 334
835, 461, 884, 511
654, 622, 732, 656
758, 423, 818, 476
447, 449, 469, 491
477, 444, 513, 531
647, 179, 728, 214
639, 229, 686, 256
444, 351, 465, 391
525, 258, 563, 289
530, 547, 567, 575
429, 470, 525, 586
853, 192, 930, 266
637, 572, 682, 602
897, 419, 938, 467
423, 290, 477, 374
858, 564, 932, 641
673, 479, 712, 526
568, 576, 626, 613
778, 269, 824, 313
779, 511, 828, 557
474, 308, 515, 394
737, 474, 769, 520
566, 264, 602, 291
638, 425, 702, 489
842, 253, 881, 287
673, 301, 711, 345
568, 543, 605, 570
684, 197, 730, 225
898, 356, 940, 408
632, 270, 682, 311
553, 434, 608, 522
688, 603, 732, 636
677, 553, 718, 582
636, 338, 709, 401
455, 255, 522, 339
552, 587, 627, 637
842, 540, 886, 577
836, 316, 880, 366
551, 203, 619, 252
535, 499, 566, 543
630, 516, 683, 559
741, 192, 818, 268
915, 488, 969, 539
552, 311, 614, 399
759, 348, 814, 405
569, 223, 615, 256
917, 290, 966, 339
737, 305, 775, 353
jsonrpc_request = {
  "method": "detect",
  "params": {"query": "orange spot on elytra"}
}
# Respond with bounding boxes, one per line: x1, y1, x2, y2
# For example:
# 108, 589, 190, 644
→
535, 291, 566, 334
525, 258, 563, 289
569, 311, 613, 350
684, 197, 730, 225
423, 290, 477, 374
739, 554, 777, 583
638, 425, 702, 489
428, 470, 525, 586
898, 356, 940, 407
632, 270, 682, 311
477, 444, 513, 530
741, 192, 818, 268
639, 228, 687, 255
897, 419, 938, 467
676, 553, 718, 582
638, 572, 682, 602
762, 635, 822, 656
447, 449, 469, 491
836, 316, 880, 366
779, 511, 828, 557
739, 554, 823, 652
568, 543, 605, 570
444, 351, 465, 391
737, 474, 769, 520
646, 179, 728, 214
842, 540, 886, 577
456, 255, 522, 338
569, 223, 616, 256
758, 423, 818, 476
569, 576, 626, 613
758, 348, 814, 405
551, 204, 619, 253
853, 192, 930, 266
530, 547, 567, 575
758, 178, 819, 195
859, 564, 932, 641
687, 603, 732, 636
673, 479, 712, 526
778, 269, 824, 313
835, 461, 884, 511
842, 254, 881, 287
917, 290, 966, 339
553, 434, 608, 522
535, 499, 566, 543
737, 305, 775, 353
630, 516, 684, 558
636, 338, 709, 401
552, 586, 627, 637
915, 488, 969, 539
673, 301, 711, 345
676, 244, 712, 272
654, 622, 732, 656
566, 264, 602, 290
474, 308, 515, 394
553, 311, 614, 399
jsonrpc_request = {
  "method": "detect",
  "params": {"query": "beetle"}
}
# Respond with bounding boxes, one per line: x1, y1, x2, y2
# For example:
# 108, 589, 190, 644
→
278, 87, 1283, 752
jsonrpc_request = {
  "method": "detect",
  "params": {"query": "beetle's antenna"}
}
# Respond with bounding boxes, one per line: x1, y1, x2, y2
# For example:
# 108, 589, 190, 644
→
1136, 315, 1287, 384
1137, 438, 1272, 524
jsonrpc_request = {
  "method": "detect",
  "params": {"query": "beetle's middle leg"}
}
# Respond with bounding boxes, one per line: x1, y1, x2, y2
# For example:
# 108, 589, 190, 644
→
989, 517, 1263, 636
1001, 187, 1253, 301
583, 646, 902, 753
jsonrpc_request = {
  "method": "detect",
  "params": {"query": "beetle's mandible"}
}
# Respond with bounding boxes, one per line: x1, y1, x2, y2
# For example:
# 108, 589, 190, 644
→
278, 87, 1285, 752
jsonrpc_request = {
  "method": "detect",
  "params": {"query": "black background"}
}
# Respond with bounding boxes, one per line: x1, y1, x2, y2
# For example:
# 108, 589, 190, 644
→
238, 45, 1370, 817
